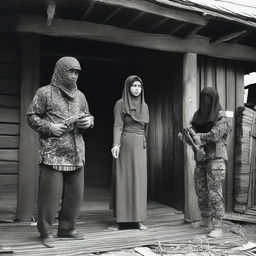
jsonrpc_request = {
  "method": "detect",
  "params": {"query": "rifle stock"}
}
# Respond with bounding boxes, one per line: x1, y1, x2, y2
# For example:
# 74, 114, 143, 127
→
180, 128, 206, 162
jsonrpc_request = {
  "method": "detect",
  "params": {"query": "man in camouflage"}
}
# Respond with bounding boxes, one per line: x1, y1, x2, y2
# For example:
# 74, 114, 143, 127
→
190, 87, 232, 238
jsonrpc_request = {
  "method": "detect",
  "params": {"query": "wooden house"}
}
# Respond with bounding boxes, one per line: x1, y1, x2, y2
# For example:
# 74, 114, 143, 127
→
1, 0, 256, 222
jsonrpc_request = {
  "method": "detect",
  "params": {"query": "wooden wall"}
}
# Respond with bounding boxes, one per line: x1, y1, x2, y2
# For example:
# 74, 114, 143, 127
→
0, 34, 20, 220
234, 107, 256, 213
197, 55, 244, 212
143, 52, 184, 210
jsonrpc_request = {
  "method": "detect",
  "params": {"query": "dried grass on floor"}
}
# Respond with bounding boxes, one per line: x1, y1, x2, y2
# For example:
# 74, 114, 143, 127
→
222, 220, 256, 242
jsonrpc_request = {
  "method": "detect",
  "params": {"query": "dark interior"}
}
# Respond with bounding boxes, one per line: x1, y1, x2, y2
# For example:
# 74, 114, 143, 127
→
40, 36, 184, 210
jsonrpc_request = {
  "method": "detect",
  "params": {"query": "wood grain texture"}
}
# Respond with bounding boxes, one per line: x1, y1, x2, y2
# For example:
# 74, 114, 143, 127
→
0, 150, 19, 161
0, 95, 20, 108
0, 189, 245, 255
93, 0, 207, 25
17, 34, 40, 220
183, 53, 200, 222
0, 78, 20, 95
0, 174, 17, 221
198, 56, 245, 213
0, 107, 20, 123
0, 124, 20, 135
2, 15, 256, 61
0, 135, 19, 149
145, 53, 184, 210
0, 161, 18, 174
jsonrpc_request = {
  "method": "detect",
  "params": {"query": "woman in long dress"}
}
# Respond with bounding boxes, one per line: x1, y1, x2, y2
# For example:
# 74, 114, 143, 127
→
111, 75, 149, 230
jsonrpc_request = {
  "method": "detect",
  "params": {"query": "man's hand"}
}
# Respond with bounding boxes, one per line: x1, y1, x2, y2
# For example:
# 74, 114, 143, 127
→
193, 134, 201, 145
76, 116, 93, 129
50, 124, 67, 137
111, 145, 120, 159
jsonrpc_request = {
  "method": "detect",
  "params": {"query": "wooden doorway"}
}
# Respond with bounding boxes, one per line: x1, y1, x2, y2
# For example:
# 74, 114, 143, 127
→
40, 36, 184, 210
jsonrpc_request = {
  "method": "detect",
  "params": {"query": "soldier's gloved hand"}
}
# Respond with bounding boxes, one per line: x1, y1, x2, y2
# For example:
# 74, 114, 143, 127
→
50, 124, 67, 137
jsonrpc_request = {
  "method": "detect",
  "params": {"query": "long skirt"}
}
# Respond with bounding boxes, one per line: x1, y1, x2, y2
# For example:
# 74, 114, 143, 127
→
112, 132, 147, 223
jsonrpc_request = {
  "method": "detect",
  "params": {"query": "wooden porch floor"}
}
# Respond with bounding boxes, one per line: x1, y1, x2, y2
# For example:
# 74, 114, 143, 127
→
0, 188, 247, 255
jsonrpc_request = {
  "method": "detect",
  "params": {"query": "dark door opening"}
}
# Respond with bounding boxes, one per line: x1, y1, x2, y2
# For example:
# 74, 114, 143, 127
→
40, 36, 184, 210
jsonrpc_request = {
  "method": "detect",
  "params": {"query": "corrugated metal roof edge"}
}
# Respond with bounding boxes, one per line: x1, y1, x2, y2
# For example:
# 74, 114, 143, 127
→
153, 0, 256, 29
177, 0, 256, 21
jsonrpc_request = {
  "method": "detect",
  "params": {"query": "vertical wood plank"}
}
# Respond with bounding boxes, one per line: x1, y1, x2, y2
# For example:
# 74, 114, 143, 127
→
225, 61, 236, 212
205, 58, 215, 88
200, 57, 205, 90
172, 59, 184, 210
216, 60, 226, 109
17, 34, 40, 221
183, 53, 200, 221
145, 53, 184, 209
197, 56, 203, 103
235, 63, 244, 108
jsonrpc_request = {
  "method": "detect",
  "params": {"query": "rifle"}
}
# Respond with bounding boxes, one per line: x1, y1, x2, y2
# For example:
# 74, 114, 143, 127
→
178, 127, 206, 162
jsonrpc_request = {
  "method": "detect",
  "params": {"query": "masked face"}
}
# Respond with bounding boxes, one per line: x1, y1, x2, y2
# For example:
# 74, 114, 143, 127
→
130, 81, 142, 97
67, 69, 79, 83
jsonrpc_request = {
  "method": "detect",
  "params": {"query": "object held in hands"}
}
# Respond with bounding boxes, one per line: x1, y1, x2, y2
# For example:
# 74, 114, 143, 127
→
178, 127, 206, 162
63, 113, 89, 126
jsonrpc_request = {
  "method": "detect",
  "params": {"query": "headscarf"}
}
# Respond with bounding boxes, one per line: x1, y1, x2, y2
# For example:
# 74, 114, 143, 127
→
51, 56, 81, 99
191, 87, 222, 133
122, 75, 149, 124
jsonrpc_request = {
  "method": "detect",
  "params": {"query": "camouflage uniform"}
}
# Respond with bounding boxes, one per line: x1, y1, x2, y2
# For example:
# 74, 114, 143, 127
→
194, 110, 231, 225
195, 159, 226, 225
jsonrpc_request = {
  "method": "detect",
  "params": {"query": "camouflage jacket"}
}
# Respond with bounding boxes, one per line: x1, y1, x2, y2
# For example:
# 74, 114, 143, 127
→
27, 85, 93, 167
197, 110, 232, 161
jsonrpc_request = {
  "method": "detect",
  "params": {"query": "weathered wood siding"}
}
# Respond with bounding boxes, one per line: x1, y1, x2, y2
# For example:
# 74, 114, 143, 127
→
16, 35, 40, 221
234, 107, 256, 213
146, 53, 184, 210
197, 55, 244, 212
0, 34, 20, 220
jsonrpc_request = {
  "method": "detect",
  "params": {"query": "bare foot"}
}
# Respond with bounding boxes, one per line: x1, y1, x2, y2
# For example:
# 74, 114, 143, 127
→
108, 223, 119, 231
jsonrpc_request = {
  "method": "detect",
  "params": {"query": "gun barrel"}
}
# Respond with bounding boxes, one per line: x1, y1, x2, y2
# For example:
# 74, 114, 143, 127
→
64, 113, 88, 125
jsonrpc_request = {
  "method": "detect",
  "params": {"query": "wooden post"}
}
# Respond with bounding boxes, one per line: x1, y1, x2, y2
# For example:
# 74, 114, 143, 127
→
16, 34, 40, 221
183, 53, 200, 222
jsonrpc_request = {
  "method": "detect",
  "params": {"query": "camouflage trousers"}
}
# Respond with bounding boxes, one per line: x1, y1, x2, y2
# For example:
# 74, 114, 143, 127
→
194, 159, 226, 221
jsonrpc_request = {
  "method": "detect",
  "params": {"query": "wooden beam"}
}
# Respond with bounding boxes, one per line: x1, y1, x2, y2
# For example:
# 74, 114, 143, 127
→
81, 1, 95, 20
17, 34, 40, 221
42, 51, 125, 63
183, 53, 200, 222
232, 30, 251, 44
146, 17, 168, 33
102, 6, 122, 24
124, 12, 145, 28
211, 30, 249, 43
169, 22, 186, 35
46, 0, 56, 26
92, 0, 207, 26
185, 25, 204, 38
2, 15, 256, 61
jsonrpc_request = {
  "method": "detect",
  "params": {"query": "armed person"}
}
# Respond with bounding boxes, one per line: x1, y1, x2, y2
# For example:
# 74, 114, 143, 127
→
27, 57, 94, 248
180, 87, 231, 238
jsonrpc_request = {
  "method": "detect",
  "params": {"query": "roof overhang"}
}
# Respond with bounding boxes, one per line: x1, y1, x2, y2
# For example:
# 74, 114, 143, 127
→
2, 0, 256, 60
